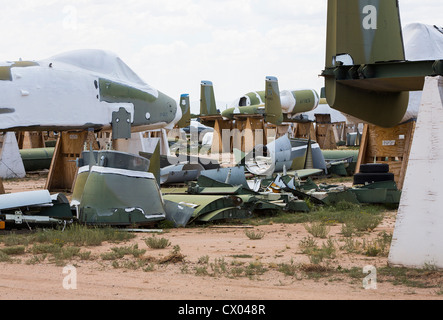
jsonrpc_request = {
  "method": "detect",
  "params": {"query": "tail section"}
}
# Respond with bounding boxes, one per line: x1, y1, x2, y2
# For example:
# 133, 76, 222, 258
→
200, 81, 218, 116
265, 76, 283, 125
324, 0, 410, 128
177, 94, 191, 128
326, 0, 405, 67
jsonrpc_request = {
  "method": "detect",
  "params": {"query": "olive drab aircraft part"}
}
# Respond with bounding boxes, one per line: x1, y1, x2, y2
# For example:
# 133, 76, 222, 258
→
0, 49, 182, 137
322, 0, 443, 128
221, 76, 319, 126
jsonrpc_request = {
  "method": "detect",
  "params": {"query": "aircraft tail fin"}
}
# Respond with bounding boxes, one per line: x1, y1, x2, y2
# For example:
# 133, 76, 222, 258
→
148, 141, 161, 186
326, 0, 405, 67
324, 0, 409, 128
265, 76, 283, 126
177, 94, 191, 128
200, 81, 218, 116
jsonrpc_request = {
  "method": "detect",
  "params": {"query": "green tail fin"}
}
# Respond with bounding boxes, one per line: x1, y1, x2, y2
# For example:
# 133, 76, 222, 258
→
265, 76, 283, 125
177, 94, 191, 128
324, 0, 409, 128
148, 141, 161, 186
326, 0, 405, 67
200, 81, 218, 116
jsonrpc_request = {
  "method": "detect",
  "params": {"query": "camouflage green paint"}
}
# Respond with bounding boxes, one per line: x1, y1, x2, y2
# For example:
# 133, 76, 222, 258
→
288, 90, 318, 115
323, 0, 410, 128
325, 0, 404, 68
265, 76, 283, 125
177, 94, 191, 128
99, 79, 177, 127
200, 81, 218, 116
244, 91, 265, 106
0, 61, 39, 81
221, 105, 264, 119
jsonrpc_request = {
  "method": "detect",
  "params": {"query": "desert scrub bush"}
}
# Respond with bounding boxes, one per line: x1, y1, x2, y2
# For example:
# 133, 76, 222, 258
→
0, 251, 12, 262
363, 232, 393, 257
304, 222, 330, 239
101, 244, 146, 260
299, 236, 318, 254
158, 245, 185, 264
1, 225, 135, 247
278, 259, 298, 277
198, 255, 210, 264
245, 229, 265, 240
145, 235, 171, 249
350, 212, 384, 232
340, 238, 363, 254
307, 238, 337, 265
341, 223, 356, 237
0, 245, 26, 256
210, 258, 228, 276
244, 261, 267, 278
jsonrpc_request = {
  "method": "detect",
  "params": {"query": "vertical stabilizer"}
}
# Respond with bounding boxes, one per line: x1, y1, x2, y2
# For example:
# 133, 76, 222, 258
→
200, 81, 218, 116
324, 0, 409, 128
265, 76, 283, 125
177, 94, 191, 128
326, 0, 405, 67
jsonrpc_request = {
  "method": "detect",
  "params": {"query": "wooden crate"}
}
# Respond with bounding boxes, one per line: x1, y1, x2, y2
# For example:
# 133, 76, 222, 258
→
356, 121, 416, 189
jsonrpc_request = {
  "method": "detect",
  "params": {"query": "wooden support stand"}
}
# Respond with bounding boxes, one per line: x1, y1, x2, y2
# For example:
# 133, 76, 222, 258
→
200, 115, 233, 155
233, 115, 267, 154
292, 122, 316, 140
45, 130, 99, 192
315, 114, 337, 150
355, 121, 416, 190
17, 131, 45, 149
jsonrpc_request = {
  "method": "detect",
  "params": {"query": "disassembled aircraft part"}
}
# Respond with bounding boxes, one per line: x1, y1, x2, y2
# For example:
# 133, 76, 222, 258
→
160, 163, 204, 185
199, 166, 249, 189
74, 150, 166, 226
245, 136, 327, 177
19, 147, 55, 172
0, 190, 74, 229
162, 194, 244, 224
163, 200, 195, 228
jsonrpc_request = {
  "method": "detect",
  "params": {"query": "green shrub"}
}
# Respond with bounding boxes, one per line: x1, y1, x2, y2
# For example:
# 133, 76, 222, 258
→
145, 236, 171, 249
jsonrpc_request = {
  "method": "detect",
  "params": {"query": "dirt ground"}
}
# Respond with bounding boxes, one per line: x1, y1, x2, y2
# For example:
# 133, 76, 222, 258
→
1, 174, 443, 301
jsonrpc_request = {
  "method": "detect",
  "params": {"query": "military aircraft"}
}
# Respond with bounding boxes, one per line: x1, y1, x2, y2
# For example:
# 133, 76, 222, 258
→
222, 77, 319, 125
321, 0, 443, 128
0, 49, 184, 138
199, 77, 319, 126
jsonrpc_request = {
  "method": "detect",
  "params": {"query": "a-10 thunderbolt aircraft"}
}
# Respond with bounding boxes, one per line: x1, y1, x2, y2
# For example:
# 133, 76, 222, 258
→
199, 76, 319, 126
0, 49, 185, 138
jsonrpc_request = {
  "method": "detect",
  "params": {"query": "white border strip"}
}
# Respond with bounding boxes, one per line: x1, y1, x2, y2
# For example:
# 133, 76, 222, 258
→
90, 166, 155, 179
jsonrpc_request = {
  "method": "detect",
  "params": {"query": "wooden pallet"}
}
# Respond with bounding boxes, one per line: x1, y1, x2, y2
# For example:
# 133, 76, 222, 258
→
355, 121, 416, 190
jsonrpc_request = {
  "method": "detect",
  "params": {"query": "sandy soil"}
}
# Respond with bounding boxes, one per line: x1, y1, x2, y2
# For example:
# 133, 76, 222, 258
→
1, 175, 443, 301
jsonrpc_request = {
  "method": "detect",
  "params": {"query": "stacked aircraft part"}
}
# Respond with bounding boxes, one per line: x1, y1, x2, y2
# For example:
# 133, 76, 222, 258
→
71, 150, 166, 226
